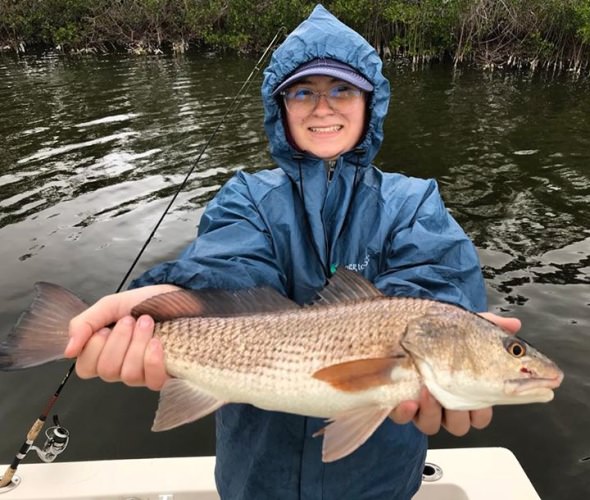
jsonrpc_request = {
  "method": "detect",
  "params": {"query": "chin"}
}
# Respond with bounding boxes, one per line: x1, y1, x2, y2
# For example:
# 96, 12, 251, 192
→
309, 148, 344, 160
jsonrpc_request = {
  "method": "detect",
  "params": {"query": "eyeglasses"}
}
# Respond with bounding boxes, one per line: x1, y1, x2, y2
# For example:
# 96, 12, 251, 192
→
280, 84, 364, 116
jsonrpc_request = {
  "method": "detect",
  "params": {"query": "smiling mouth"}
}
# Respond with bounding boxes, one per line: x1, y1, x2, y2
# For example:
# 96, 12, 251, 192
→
309, 125, 342, 133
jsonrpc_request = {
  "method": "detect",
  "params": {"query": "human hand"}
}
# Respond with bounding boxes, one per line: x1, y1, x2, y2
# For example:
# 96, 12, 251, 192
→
65, 284, 179, 390
390, 312, 522, 435
478, 312, 521, 335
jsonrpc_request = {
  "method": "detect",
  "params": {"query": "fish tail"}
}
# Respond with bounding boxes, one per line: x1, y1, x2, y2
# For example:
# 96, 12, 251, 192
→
0, 283, 88, 370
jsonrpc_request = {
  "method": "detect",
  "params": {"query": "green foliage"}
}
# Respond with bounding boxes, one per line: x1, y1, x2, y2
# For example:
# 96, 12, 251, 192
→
380, 0, 462, 58
573, 0, 590, 44
199, 0, 314, 52
0, 0, 588, 72
0, 0, 91, 50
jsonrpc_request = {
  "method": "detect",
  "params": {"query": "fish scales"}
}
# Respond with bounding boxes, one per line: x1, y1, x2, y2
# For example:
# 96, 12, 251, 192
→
150, 297, 447, 416
154, 298, 434, 374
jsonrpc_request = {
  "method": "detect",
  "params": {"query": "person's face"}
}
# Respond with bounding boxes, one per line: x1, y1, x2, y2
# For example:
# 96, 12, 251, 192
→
283, 75, 366, 160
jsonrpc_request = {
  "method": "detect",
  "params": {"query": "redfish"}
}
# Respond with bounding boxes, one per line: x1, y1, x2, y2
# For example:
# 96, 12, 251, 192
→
0, 269, 563, 462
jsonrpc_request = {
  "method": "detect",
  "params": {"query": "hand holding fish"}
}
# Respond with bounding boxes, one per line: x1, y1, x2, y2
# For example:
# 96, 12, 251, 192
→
65, 284, 179, 390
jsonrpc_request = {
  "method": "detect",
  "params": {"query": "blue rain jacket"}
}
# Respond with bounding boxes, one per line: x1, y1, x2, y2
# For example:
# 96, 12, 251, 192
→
132, 4, 487, 499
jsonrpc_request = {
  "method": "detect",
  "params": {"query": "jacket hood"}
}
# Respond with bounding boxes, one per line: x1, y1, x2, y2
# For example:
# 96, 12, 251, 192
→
262, 4, 390, 173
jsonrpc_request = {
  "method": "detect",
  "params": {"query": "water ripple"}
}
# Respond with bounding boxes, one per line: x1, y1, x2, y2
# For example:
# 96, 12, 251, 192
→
17, 131, 140, 164
76, 113, 141, 128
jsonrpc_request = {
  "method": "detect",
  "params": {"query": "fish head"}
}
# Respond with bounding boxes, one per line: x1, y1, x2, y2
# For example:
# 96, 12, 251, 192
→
400, 310, 564, 410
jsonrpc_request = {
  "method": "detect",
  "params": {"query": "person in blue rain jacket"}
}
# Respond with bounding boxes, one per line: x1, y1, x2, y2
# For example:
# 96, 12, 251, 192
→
66, 5, 521, 499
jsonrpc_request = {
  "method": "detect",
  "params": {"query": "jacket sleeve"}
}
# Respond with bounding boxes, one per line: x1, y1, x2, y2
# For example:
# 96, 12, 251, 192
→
374, 178, 487, 312
130, 172, 285, 292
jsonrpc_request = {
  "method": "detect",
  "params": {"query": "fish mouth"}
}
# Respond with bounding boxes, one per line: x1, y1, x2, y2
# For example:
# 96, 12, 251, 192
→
504, 372, 564, 399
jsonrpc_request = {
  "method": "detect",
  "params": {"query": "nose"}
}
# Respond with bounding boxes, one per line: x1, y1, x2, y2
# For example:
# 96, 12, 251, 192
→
312, 93, 334, 114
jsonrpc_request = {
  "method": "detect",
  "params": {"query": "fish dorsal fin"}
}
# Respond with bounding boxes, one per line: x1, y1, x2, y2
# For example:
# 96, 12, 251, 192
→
132, 286, 299, 322
312, 356, 406, 392
311, 268, 383, 306
313, 406, 392, 462
152, 379, 225, 431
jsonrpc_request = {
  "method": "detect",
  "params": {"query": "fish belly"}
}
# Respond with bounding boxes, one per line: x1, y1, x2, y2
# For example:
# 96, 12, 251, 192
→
167, 358, 422, 418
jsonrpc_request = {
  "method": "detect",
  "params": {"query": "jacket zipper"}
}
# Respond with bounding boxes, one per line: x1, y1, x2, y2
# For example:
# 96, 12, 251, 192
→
323, 159, 339, 274
326, 159, 337, 183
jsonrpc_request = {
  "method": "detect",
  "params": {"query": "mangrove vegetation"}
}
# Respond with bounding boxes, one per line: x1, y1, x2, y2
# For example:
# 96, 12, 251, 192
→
1, 0, 590, 74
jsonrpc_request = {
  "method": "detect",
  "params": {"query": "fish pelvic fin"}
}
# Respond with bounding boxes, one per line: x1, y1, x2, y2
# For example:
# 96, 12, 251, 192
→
151, 379, 225, 432
312, 356, 407, 392
132, 287, 299, 322
0, 283, 88, 370
313, 406, 392, 462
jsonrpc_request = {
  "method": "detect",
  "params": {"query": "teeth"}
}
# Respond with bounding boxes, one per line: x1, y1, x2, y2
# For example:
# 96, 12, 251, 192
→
309, 126, 341, 133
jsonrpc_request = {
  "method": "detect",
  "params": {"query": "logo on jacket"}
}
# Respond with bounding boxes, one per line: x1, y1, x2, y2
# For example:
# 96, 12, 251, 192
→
343, 251, 371, 272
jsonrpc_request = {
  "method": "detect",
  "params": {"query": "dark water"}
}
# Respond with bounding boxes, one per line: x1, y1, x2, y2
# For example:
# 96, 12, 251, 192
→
0, 53, 588, 499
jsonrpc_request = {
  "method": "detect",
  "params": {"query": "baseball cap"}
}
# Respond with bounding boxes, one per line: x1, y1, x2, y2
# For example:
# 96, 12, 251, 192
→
272, 58, 374, 96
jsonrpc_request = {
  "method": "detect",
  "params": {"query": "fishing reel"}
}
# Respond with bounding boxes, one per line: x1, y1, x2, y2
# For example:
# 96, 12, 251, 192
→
30, 415, 70, 463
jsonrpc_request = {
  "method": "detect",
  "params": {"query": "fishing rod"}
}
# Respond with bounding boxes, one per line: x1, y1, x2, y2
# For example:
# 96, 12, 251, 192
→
0, 27, 285, 489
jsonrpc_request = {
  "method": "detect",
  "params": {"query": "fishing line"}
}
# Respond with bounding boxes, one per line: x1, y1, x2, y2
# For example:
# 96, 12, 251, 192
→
116, 27, 284, 293
0, 27, 285, 489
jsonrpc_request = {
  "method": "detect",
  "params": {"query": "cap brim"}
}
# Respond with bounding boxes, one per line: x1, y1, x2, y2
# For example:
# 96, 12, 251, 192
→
273, 67, 373, 96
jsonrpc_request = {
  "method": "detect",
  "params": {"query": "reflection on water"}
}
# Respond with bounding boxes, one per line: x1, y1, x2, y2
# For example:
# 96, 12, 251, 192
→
0, 55, 589, 499
0, 54, 266, 236
380, 66, 589, 305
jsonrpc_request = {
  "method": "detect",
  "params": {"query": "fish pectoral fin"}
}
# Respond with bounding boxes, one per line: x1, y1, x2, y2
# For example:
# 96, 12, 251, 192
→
312, 356, 406, 392
152, 379, 224, 432
313, 406, 392, 462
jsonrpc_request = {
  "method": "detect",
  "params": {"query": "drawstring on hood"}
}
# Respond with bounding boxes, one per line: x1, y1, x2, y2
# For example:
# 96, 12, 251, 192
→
336, 147, 364, 245
352, 147, 364, 188
293, 152, 306, 208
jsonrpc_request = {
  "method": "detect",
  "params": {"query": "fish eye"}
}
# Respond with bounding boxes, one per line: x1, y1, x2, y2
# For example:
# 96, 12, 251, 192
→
507, 340, 526, 358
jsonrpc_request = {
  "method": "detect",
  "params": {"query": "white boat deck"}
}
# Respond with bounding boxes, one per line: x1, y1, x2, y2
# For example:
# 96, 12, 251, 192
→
0, 447, 540, 499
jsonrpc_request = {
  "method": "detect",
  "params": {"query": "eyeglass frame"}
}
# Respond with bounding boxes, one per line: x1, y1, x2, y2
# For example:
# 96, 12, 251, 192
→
279, 83, 366, 116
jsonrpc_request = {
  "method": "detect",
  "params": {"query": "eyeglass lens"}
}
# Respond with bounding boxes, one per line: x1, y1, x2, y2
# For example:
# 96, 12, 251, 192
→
282, 85, 363, 114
